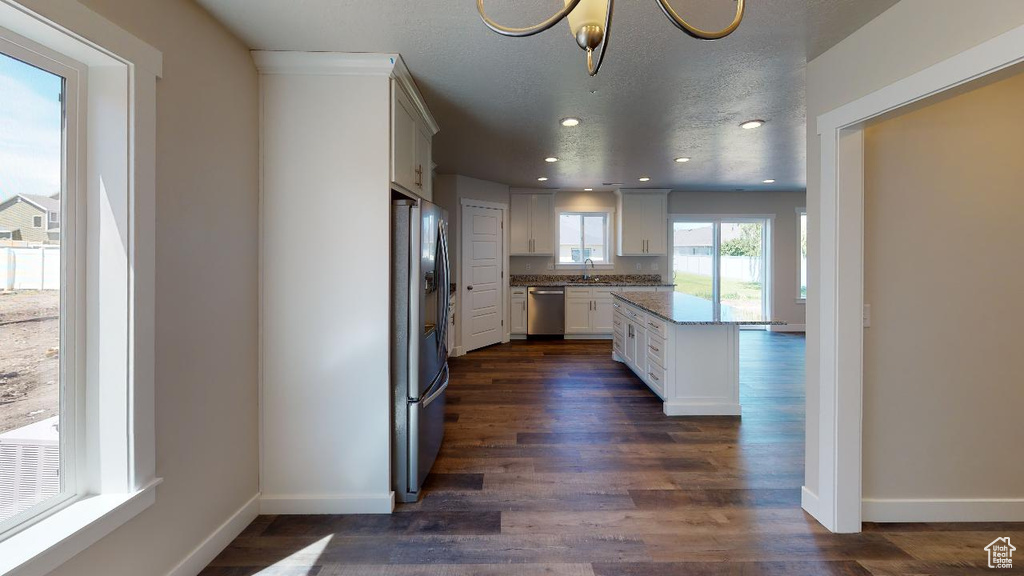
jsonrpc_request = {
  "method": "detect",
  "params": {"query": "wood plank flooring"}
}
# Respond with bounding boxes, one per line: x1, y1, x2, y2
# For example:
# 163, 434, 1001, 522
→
204, 333, 1022, 575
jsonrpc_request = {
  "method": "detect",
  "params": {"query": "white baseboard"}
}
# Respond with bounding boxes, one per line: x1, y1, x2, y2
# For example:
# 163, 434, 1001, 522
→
451, 346, 465, 357
259, 492, 395, 515
166, 492, 259, 576
663, 401, 741, 416
564, 334, 612, 340
769, 324, 806, 333
801, 486, 823, 520
862, 498, 1024, 523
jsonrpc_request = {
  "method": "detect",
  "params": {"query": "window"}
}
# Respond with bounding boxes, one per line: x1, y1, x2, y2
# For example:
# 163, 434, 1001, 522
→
672, 216, 771, 324
798, 209, 807, 300
0, 7, 159, 571
48, 211, 58, 224
0, 47, 72, 534
558, 211, 612, 267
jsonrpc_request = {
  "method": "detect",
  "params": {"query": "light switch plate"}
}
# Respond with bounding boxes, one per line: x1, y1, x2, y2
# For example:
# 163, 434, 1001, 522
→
546, 263, 554, 271
635, 263, 642, 271
651, 263, 659, 271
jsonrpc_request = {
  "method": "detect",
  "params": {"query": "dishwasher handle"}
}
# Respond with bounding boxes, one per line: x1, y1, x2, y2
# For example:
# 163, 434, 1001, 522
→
530, 290, 564, 296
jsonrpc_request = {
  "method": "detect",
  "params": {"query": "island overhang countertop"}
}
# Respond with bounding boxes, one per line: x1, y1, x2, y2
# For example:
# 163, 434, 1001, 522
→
614, 291, 787, 326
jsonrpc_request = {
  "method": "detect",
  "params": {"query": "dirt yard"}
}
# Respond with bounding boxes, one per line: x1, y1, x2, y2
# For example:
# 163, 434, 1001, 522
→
0, 291, 60, 434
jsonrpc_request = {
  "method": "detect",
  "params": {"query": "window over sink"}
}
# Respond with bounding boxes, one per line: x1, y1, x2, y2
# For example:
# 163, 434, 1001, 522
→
557, 210, 613, 268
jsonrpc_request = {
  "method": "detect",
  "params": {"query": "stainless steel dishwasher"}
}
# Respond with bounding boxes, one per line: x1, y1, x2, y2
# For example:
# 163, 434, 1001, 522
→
527, 287, 565, 337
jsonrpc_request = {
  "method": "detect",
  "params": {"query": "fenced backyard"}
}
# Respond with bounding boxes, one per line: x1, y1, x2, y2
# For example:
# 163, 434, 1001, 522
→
1, 246, 61, 291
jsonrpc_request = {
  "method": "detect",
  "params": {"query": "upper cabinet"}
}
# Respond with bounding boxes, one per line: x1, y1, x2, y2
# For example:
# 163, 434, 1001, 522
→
616, 190, 669, 256
510, 192, 554, 255
391, 76, 438, 200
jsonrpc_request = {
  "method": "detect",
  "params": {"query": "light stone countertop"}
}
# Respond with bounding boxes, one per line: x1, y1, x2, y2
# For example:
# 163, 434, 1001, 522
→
614, 291, 787, 326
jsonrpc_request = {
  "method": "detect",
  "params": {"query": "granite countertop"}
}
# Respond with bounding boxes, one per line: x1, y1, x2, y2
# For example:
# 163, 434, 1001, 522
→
509, 274, 674, 288
614, 291, 787, 326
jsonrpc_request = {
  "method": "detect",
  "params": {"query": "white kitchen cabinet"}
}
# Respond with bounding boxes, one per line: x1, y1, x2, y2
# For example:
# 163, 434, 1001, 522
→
391, 79, 435, 199
565, 296, 593, 334
509, 192, 554, 255
510, 288, 527, 336
565, 286, 619, 335
616, 190, 669, 256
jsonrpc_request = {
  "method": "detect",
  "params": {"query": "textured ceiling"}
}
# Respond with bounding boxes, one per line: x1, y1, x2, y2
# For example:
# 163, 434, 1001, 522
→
196, 0, 898, 191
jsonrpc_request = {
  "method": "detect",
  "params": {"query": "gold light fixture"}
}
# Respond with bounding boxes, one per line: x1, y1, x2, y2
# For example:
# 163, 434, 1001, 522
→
476, 0, 745, 76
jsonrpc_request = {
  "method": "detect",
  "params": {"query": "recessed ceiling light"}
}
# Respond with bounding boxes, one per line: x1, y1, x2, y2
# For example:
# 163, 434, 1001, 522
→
674, 157, 691, 163
584, 188, 594, 191
537, 177, 548, 182
763, 179, 776, 184
545, 157, 559, 163
638, 177, 651, 182
740, 119, 765, 130
560, 117, 581, 127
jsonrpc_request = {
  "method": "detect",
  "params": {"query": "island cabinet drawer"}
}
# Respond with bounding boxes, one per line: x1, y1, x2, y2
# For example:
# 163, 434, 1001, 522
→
644, 316, 669, 339
565, 287, 593, 298
612, 313, 625, 334
645, 362, 666, 398
622, 304, 646, 325
646, 332, 666, 368
612, 331, 624, 356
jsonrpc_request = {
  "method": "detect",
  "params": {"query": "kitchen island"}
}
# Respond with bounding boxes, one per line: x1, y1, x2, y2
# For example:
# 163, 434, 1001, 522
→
612, 291, 785, 416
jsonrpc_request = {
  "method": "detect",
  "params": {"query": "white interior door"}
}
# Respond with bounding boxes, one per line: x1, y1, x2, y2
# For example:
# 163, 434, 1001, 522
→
462, 205, 504, 352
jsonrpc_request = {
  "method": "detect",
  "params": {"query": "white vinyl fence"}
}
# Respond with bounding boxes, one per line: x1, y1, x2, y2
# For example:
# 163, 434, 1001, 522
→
1, 247, 61, 291
673, 254, 763, 283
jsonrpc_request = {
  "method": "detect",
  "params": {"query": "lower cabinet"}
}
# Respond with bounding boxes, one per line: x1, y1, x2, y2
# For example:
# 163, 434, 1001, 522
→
565, 286, 620, 335
510, 287, 527, 336
613, 300, 666, 400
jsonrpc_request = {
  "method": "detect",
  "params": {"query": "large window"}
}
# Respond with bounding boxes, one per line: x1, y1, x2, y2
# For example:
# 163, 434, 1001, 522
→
0, 47, 72, 534
672, 217, 771, 324
558, 211, 612, 267
798, 209, 807, 300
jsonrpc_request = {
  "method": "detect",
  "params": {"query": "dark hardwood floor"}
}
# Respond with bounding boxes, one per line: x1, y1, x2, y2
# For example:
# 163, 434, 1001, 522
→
204, 333, 1021, 575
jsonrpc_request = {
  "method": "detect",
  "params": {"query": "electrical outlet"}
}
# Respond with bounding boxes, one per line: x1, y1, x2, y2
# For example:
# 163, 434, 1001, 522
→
863, 304, 871, 328
635, 263, 642, 271
651, 262, 659, 271
546, 263, 554, 271
525, 263, 532, 271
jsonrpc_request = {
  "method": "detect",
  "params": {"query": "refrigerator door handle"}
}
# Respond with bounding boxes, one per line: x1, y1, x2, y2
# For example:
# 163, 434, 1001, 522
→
437, 220, 451, 356
422, 364, 449, 408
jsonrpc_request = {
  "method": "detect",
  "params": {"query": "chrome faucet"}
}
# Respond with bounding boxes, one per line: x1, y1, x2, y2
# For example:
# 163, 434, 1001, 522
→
583, 258, 595, 281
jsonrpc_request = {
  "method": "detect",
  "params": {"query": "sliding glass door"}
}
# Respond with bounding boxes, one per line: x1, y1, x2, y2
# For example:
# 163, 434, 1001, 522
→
671, 218, 770, 324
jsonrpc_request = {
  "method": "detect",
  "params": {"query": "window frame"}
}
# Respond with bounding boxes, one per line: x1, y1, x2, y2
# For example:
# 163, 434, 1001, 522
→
48, 210, 59, 224
555, 208, 615, 270
0, 23, 83, 541
797, 207, 807, 303
0, 2, 162, 572
668, 214, 774, 326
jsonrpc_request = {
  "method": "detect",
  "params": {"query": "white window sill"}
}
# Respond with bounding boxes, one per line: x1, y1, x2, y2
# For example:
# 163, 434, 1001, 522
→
0, 479, 161, 576
796, 298, 806, 305
555, 263, 616, 270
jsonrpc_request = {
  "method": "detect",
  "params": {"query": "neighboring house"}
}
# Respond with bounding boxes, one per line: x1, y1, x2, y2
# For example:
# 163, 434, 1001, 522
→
673, 226, 713, 256
0, 194, 60, 244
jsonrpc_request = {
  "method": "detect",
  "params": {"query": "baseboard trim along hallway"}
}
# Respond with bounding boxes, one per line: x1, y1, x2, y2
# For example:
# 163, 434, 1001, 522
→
167, 493, 259, 576
258, 493, 395, 515
862, 498, 1024, 523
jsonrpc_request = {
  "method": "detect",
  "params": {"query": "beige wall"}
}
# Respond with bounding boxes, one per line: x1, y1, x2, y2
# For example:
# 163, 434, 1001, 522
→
805, 0, 1024, 497
39, 0, 260, 574
862, 70, 1024, 500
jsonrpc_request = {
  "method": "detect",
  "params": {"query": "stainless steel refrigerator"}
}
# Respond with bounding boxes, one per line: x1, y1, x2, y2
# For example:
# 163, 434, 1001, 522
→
391, 198, 450, 503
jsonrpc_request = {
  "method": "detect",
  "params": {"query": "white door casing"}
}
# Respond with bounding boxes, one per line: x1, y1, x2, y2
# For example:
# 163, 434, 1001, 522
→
461, 203, 505, 352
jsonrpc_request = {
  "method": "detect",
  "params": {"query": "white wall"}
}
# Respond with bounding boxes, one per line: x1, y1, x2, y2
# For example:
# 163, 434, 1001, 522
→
805, 0, 1024, 499
26, 0, 262, 573
259, 71, 393, 513
861, 69, 1024, 503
